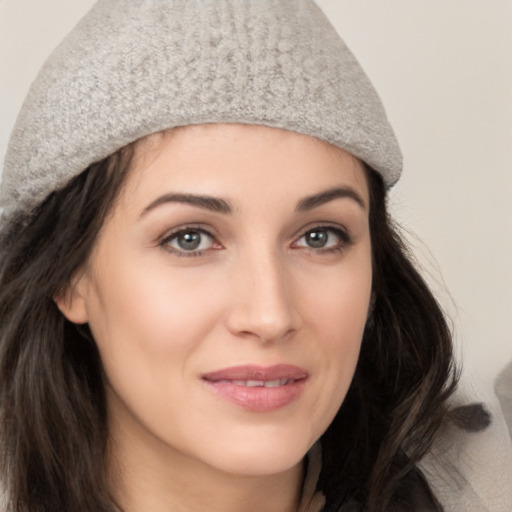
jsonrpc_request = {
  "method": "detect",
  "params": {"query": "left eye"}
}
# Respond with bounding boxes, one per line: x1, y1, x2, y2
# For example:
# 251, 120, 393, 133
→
294, 227, 348, 250
163, 229, 215, 253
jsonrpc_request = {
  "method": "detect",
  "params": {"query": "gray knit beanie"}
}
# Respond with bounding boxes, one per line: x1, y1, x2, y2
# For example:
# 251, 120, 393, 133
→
0, 0, 402, 236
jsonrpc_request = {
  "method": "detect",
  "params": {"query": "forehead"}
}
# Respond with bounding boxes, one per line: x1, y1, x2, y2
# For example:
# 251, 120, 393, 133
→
123, 124, 369, 208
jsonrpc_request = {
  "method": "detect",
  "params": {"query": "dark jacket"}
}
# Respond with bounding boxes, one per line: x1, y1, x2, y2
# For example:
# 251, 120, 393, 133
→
298, 444, 441, 512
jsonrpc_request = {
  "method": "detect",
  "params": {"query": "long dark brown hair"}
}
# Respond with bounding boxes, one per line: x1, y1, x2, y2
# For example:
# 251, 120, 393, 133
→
318, 167, 457, 510
0, 145, 457, 512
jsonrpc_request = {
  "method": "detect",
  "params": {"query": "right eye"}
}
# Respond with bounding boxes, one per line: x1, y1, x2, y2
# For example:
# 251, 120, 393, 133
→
160, 228, 219, 256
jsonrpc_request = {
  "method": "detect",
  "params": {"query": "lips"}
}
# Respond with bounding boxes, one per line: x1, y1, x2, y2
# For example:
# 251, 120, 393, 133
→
202, 365, 308, 412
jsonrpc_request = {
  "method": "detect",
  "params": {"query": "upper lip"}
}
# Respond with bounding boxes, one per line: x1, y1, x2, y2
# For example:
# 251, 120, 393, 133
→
202, 364, 308, 382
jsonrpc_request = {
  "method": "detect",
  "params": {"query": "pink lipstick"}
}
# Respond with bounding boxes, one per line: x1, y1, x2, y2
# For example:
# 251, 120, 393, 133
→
202, 364, 308, 412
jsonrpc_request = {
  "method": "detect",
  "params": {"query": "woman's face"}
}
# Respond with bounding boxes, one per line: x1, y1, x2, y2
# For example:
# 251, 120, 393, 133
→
60, 124, 372, 478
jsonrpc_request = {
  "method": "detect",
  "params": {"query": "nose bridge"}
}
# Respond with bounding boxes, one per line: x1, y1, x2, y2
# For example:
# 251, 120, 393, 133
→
226, 242, 299, 343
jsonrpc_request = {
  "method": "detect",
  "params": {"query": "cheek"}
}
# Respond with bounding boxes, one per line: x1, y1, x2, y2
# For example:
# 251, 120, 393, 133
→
83, 255, 232, 404
83, 258, 233, 442
299, 250, 372, 429
302, 248, 372, 341
87, 254, 221, 344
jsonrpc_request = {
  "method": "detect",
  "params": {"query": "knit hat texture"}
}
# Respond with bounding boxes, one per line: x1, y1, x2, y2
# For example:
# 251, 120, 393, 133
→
0, 0, 402, 234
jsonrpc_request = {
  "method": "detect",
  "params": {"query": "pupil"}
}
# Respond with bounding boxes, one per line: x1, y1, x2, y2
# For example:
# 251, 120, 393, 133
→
307, 230, 327, 248
178, 231, 201, 250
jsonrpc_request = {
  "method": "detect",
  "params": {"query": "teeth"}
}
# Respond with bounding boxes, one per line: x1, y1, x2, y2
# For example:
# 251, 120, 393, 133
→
246, 380, 264, 387
230, 378, 291, 387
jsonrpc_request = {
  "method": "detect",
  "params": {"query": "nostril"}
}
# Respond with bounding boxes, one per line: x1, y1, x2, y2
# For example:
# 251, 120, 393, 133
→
224, 260, 301, 342
224, 300, 300, 343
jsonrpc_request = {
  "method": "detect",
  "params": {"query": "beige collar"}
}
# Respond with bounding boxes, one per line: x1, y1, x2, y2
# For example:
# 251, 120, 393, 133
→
297, 443, 326, 512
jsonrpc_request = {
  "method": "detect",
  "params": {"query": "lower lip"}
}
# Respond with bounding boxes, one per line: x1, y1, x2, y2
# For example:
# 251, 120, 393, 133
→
203, 379, 307, 412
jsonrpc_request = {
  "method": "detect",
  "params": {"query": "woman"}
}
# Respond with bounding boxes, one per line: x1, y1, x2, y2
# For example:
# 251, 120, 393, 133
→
0, 1, 461, 511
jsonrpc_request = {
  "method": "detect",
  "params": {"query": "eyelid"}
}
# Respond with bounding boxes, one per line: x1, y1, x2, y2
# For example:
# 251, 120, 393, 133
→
291, 224, 353, 252
292, 222, 350, 240
159, 225, 222, 257
157, 222, 353, 258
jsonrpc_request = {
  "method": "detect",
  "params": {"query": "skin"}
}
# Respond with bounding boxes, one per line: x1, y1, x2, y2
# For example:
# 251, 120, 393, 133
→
57, 124, 373, 512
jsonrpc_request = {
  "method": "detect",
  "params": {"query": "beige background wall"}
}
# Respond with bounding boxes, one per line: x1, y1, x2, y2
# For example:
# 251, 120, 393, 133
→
1, 0, 511, 384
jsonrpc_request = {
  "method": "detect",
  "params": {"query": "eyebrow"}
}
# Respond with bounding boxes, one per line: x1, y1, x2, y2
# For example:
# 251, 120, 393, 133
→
296, 187, 366, 211
140, 185, 366, 218
140, 193, 233, 217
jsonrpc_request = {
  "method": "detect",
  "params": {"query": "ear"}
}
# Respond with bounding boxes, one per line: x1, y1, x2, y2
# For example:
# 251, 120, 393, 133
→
53, 273, 89, 324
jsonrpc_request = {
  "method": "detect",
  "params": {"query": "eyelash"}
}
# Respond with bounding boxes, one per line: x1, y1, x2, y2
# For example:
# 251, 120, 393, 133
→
159, 225, 217, 258
159, 224, 352, 258
292, 225, 352, 255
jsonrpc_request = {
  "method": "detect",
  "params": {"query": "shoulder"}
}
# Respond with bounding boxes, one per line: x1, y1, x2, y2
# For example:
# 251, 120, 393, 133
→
420, 370, 512, 512
388, 466, 443, 511
332, 468, 442, 512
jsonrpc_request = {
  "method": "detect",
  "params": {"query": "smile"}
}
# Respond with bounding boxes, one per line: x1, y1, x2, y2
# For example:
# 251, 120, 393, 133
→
202, 365, 308, 412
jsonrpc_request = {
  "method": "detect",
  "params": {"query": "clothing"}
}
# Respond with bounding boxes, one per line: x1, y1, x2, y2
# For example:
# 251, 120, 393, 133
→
299, 444, 441, 512
422, 373, 512, 512
299, 375, 512, 512
0, 0, 402, 241
298, 443, 326, 512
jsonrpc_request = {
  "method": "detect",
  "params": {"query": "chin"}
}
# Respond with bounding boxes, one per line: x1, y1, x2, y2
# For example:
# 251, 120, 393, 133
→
197, 426, 317, 477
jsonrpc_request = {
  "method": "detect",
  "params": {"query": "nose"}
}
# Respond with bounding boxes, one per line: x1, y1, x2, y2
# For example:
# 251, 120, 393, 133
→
224, 252, 301, 344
